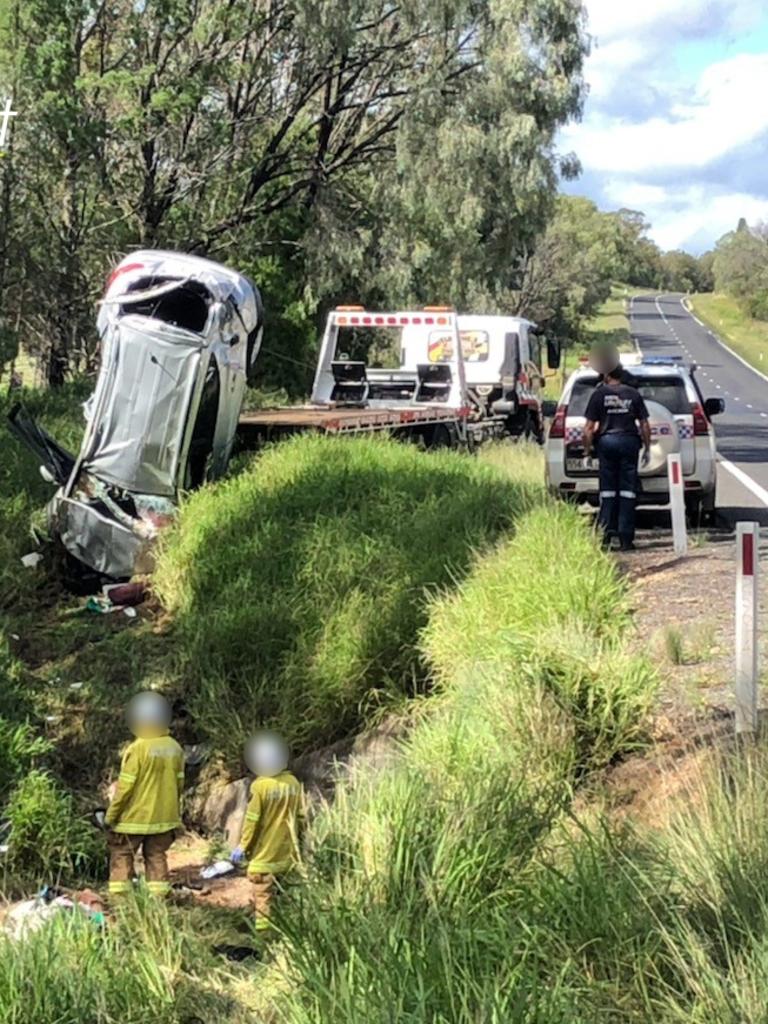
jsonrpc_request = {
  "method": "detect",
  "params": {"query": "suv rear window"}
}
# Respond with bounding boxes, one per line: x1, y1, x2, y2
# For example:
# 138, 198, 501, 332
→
568, 374, 691, 416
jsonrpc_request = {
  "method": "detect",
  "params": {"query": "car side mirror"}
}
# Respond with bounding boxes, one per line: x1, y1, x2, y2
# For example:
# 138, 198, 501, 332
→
541, 400, 557, 418
546, 339, 561, 370
704, 397, 725, 417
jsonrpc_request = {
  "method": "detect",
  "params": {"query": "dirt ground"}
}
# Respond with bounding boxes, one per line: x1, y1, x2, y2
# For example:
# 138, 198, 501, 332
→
595, 522, 768, 825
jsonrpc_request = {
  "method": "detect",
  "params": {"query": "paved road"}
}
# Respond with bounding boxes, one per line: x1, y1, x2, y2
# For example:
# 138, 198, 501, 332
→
630, 293, 768, 526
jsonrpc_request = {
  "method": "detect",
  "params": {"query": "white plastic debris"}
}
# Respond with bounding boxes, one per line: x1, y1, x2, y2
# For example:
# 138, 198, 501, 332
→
200, 860, 236, 880
4, 899, 60, 941
123, 606, 137, 619
20, 552, 43, 569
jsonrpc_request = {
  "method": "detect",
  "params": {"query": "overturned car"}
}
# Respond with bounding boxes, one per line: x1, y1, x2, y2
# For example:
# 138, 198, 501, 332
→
9, 251, 263, 579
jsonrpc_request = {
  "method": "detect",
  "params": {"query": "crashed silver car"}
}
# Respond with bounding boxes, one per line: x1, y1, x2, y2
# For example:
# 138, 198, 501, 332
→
9, 251, 263, 579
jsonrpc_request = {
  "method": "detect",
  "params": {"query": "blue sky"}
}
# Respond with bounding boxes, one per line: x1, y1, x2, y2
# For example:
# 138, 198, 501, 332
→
561, 1, 768, 253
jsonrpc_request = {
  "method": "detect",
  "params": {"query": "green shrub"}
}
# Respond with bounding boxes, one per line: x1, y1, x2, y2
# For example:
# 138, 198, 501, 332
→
271, 502, 658, 1022
3, 770, 105, 885
154, 434, 543, 762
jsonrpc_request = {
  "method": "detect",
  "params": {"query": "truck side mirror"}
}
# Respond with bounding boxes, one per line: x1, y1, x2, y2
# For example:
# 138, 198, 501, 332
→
704, 397, 725, 418
541, 400, 558, 418
546, 339, 561, 370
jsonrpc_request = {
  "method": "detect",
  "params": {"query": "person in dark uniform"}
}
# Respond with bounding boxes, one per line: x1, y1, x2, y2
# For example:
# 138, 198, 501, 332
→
582, 362, 651, 551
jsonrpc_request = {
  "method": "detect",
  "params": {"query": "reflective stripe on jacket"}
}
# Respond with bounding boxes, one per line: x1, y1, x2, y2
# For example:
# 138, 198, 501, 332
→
105, 732, 184, 834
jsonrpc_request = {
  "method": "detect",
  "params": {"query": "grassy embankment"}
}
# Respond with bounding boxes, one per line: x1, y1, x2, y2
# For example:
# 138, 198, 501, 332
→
3, 386, 763, 1022
691, 292, 768, 373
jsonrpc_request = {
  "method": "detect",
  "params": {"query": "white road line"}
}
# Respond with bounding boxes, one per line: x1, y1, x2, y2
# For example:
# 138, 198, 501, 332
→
680, 297, 768, 387
762, 413, 768, 419
748, 404, 753, 409
720, 458, 768, 507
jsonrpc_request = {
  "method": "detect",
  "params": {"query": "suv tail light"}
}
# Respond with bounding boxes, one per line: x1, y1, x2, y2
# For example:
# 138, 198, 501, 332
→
549, 404, 567, 439
692, 403, 709, 436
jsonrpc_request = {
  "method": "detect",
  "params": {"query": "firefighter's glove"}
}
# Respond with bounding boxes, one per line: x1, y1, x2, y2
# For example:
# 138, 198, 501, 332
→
582, 456, 596, 472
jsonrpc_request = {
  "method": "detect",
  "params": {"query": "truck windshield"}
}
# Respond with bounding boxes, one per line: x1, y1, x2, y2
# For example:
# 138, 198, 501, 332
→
569, 375, 691, 416
336, 326, 402, 368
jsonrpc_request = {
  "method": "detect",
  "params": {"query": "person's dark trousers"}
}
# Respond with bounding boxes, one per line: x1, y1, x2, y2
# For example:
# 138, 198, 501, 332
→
596, 433, 641, 546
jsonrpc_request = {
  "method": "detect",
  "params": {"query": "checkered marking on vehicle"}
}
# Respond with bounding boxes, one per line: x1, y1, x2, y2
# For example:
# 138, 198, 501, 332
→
565, 426, 583, 443
675, 420, 694, 439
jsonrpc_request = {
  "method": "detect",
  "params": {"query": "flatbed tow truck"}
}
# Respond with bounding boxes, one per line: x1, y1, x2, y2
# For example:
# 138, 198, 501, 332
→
238, 305, 559, 450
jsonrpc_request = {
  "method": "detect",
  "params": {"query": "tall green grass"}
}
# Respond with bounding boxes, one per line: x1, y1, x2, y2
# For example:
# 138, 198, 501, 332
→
269, 502, 658, 1022
0, 894, 256, 1023
154, 435, 544, 763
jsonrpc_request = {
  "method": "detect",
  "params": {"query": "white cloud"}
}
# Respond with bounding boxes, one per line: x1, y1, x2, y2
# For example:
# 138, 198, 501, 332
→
586, 0, 764, 44
562, 2, 768, 251
565, 54, 768, 174
601, 182, 768, 251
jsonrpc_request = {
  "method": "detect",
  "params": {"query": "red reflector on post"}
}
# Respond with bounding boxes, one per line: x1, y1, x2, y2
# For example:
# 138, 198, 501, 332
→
743, 533, 755, 576
374, 317, 384, 325
671, 461, 681, 486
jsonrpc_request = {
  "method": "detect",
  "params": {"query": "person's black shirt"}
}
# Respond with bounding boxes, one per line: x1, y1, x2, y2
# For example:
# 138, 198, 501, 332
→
584, 383, 649, 436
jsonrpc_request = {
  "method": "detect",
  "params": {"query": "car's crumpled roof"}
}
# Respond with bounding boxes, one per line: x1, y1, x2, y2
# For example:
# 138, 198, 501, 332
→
97, 249, 261, 339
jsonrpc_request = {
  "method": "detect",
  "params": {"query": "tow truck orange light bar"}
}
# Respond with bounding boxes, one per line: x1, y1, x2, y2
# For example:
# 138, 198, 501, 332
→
333, 308, 453, 327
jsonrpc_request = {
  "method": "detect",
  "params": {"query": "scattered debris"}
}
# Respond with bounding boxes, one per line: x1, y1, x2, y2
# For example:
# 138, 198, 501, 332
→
213, 944, 261, 962
183, 743, 211, 768
20, 552, 43, 569
123, 606, 138, 619
3, 886, 105, 941
103, 581, 148, 606
200, 859, 236, 880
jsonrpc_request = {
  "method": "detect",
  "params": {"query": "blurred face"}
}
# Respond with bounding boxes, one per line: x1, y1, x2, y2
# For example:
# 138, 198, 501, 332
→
589, 342, 620, 377
126, 692, 171, 737
244, 732, 289, 777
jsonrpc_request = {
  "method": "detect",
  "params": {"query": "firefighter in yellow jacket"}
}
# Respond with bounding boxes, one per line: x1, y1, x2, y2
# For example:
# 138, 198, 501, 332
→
105, 691, 184, 898
231, 732, 303, 931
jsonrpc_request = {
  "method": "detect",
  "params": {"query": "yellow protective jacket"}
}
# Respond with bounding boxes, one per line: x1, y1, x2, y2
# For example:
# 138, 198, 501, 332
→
240, 771, 303, 875
105, 732, 185, 835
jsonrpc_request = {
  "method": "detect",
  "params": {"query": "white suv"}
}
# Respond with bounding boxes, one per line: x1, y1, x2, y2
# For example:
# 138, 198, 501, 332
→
544, 355, 724, 521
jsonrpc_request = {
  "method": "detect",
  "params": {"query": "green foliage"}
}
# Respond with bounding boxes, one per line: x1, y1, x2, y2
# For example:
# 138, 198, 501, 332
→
154, 434, 544, 762
271, 502, 657, 1022
660, 249, 714, 294
0, 381, 89, 607
0, 894, 255, 1023
0, 0, 589, 389
713, 222, 768, 319
4, 770, 105, 885
0, 719, 50, 800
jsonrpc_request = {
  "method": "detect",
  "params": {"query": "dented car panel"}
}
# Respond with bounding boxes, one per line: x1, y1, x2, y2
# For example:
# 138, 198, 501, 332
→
10, 250, 263, 580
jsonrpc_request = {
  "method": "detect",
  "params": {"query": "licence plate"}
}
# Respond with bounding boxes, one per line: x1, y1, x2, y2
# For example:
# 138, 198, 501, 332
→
566, 457, 587, 472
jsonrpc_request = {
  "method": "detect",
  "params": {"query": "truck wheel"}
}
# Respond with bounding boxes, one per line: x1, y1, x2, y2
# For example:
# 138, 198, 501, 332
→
428, 424, 454, 449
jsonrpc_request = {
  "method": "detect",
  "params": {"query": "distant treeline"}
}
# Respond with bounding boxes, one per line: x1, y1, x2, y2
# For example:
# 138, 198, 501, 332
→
710, 218, 768, 320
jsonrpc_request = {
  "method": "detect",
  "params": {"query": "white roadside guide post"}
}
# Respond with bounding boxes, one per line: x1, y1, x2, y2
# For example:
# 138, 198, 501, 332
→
735, 522, 760, 736
667, 453, 687, 557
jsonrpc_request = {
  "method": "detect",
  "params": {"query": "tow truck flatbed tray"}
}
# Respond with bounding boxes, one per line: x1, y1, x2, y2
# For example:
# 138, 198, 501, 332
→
238, 405, 458, 432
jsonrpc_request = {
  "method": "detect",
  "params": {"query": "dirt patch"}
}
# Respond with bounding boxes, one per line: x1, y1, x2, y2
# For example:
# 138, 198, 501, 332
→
594, 524, 768, 824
